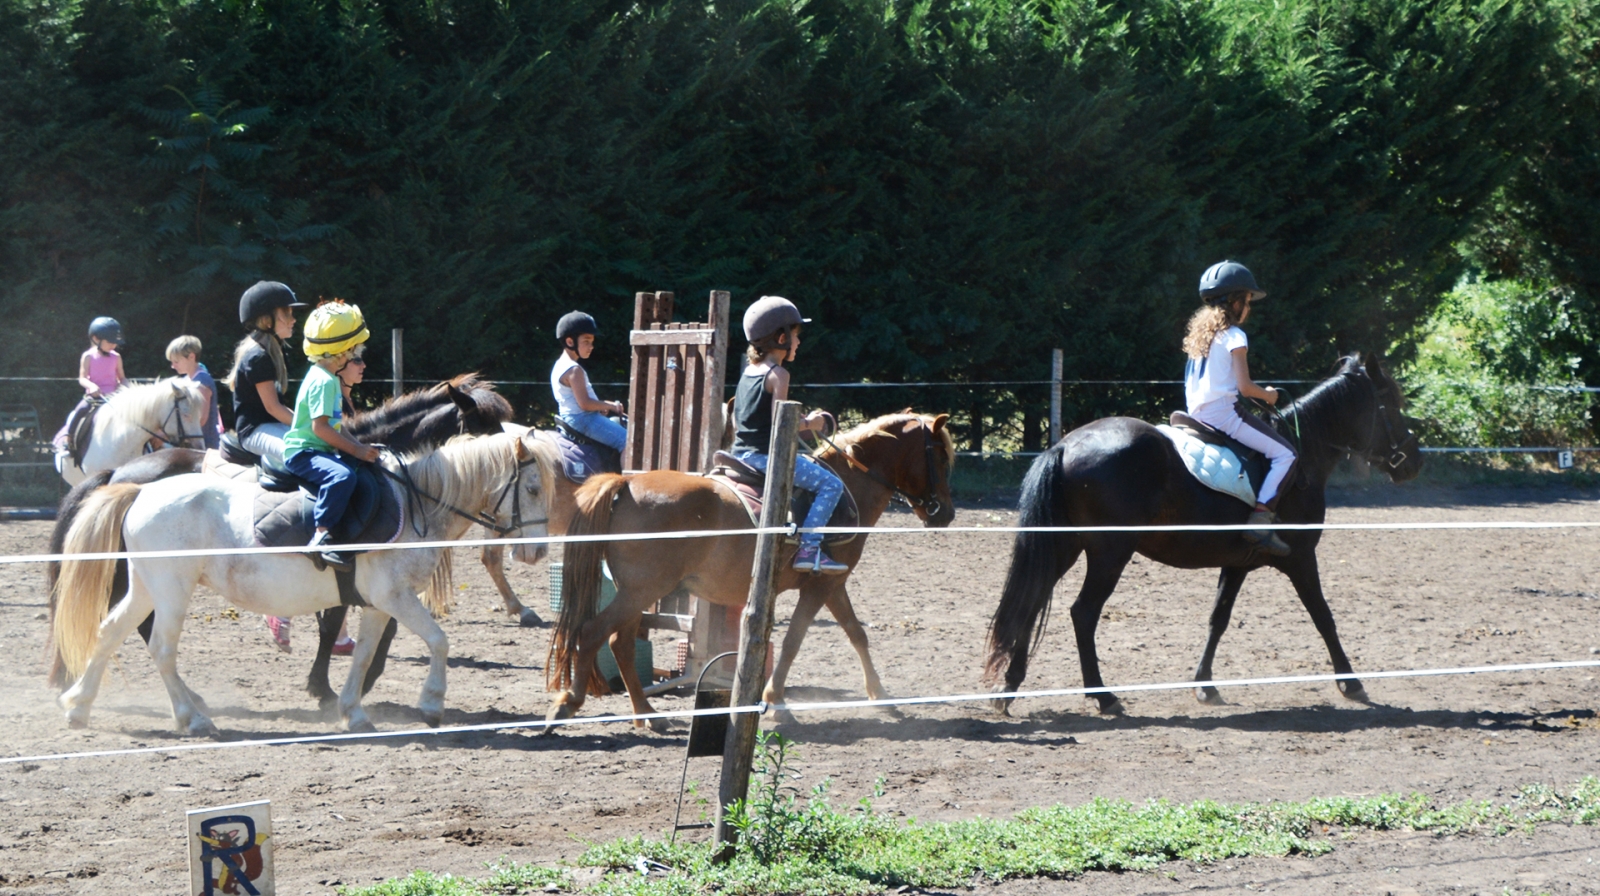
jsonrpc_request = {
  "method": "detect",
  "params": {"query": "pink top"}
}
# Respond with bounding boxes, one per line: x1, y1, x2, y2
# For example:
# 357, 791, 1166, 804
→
85, 348, 120, 395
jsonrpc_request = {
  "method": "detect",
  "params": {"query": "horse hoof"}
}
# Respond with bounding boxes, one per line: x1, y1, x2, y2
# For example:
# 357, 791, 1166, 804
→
1096, 697, 1125, 716
420, 711, 442, 728
876, 703, 905, 721
1195, 687, 1226, 706
647, 717, 671, 734
518, 608, 545, 628
66, 714, 89, 730
189, 719, 221, 739
1338, 680, 1370, 704
346, 717, 377, 734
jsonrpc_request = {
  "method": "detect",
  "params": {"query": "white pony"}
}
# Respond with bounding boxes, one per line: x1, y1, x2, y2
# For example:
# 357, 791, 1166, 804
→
56, 378, 211, 485
52, 430, 550, 736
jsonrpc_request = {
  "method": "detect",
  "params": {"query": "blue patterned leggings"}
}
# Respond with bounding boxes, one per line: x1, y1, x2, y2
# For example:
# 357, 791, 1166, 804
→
736, 451, 844, 548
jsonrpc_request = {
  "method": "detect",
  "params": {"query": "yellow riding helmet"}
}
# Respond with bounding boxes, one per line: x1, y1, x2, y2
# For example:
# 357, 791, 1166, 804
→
303, 300, 370, 358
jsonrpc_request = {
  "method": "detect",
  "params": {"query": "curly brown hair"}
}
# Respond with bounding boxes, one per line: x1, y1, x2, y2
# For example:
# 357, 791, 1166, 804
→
1182, 294, 1249, 360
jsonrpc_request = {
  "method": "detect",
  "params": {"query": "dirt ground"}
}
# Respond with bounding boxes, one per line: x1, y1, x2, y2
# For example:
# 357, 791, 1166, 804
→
3, 482, 1600, 895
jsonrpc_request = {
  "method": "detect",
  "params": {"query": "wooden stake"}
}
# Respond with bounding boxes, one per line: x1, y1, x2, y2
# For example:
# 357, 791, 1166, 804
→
713, 399, 799, 856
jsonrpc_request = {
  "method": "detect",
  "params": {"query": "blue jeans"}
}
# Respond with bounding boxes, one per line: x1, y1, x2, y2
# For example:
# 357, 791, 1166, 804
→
285, 448, 358, 531
737, 451, 843, 549
560, 411, 627, 452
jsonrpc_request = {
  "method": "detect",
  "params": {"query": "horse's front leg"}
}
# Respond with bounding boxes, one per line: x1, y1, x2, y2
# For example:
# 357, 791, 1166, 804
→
481, 543, 540, 626
1283, 553, 1367, 703
339, 606, 392, 733
1193, 567, 1250, 705
763, 586, 827, 723
820, 582, 902, 719
374, 592, 451, 727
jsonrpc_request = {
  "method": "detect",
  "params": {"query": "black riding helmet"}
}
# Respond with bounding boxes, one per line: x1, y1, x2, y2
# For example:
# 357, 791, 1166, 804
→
238, 281, 307, 326
88, 316, 124, 346
555, 311, 598, 348
1199, 261, 1267, 306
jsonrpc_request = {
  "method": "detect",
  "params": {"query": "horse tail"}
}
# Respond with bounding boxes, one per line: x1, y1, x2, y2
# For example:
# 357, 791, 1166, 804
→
45, 471, 115, 689
547, 474, 629, 695
52, 483, 143, 682
423, 549, 455, 617
984, 441, 1081, 689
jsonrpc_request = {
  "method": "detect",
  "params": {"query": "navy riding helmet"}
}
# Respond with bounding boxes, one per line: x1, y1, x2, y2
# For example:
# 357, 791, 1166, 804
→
88, 316, 124, 346
1199, 261, 1266, 305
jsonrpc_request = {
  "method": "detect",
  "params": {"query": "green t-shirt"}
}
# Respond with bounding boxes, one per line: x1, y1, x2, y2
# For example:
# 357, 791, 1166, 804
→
282, 363, 344, 459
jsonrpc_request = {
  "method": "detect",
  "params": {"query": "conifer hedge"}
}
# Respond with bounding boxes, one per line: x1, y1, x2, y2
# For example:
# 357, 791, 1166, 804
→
0, 0, 1587, 437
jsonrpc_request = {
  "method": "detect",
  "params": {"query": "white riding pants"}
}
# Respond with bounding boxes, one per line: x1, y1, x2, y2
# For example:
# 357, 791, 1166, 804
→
241, 422, 289, 465
1191, 404, 1296, 505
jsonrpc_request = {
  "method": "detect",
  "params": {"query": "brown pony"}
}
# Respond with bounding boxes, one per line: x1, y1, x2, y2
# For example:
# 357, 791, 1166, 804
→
545, 412, 956, 731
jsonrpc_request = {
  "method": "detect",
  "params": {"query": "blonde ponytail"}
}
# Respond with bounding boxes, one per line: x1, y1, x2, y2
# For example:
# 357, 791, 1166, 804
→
226, 319, 289, 395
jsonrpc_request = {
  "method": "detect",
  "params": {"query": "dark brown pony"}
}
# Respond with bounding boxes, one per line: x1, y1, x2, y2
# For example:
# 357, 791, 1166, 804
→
44, 374, 516, 699
984, 354, 1423, 714
546, 412, 956, 731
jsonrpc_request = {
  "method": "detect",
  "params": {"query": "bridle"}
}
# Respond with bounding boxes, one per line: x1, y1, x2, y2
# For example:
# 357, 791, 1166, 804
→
1318, 372, 1416, 470
138, 390, 207, 449
383, 445, 548, 538
819, 421, 947, 519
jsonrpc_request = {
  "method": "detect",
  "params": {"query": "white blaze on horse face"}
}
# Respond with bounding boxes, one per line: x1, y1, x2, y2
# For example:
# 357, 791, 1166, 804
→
511, 463, 548, 565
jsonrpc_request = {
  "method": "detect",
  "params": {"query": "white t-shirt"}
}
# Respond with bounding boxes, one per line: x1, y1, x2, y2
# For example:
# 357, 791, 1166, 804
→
550, 353, 600, 417
1184, 326, 1249, 418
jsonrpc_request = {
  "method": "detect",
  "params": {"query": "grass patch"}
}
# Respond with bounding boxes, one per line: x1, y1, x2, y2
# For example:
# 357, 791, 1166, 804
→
340, 734, 1600, 896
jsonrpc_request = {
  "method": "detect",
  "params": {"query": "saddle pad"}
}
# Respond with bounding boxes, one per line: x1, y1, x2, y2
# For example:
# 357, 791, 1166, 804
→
548, 430, 620, 484
705, 472, 859, 547
1155, 424, 1257, 507
252, 466, 404, 556
66, 399, 103, 466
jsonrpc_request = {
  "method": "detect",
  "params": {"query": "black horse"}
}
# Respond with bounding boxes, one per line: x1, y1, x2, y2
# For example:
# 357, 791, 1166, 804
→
985, 353, 1423, 714
45, 374, 515, 707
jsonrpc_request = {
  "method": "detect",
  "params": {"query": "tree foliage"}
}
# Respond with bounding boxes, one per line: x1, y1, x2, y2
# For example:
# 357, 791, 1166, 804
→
0, 0, 1584, 435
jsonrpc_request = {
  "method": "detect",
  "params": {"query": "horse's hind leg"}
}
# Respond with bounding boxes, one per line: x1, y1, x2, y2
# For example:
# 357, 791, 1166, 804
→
59, 577, 158, 730
1069, 543, 1135, 715
482, 543, 540, 626
362, 615, 399, 697
1284, 555, 1367, 703
1193, 567, 1250, 705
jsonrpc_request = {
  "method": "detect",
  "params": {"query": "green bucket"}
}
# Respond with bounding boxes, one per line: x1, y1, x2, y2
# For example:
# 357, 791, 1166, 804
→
549, 560, 653, 689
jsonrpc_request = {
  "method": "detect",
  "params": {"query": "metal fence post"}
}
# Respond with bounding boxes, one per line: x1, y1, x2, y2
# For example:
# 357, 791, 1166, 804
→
713, 399, 799, 857
1050, 348, 1063, 445
391, 329, 404, 399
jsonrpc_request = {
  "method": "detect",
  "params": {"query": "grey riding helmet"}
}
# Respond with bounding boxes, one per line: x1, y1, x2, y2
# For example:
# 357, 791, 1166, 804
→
88, 316, 124, 346
1199, 261, 1266, 305
238, 281, 307, 326
555, 311, 598, 347
742, 296, 810, 342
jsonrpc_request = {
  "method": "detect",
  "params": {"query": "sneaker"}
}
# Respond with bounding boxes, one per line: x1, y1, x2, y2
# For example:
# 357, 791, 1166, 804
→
266, 616, 292, 653
792, 545, 849, 575
308, 529, 354, 573
1241, 510, 1290, 557
331, 635, 356, 657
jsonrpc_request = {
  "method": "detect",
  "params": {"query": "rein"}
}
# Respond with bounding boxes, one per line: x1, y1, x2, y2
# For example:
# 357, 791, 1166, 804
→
135, 391, 208, 450
817, 423, 946, 519
380, 447, 546, 538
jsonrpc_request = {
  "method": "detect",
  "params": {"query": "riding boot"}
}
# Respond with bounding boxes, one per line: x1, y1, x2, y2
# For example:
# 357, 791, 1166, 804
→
1241, 510, 1290, 557
308, 529, 354, 573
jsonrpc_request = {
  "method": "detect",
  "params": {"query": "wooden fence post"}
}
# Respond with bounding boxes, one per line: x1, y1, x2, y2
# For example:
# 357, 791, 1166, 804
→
713, 399, 799, 856
392, 329, 404, 399
1049, 348, 1063, 445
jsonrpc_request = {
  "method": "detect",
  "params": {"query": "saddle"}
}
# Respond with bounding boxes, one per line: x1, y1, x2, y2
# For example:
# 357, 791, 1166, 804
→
1162, 411, 1269, 506
549, 421, 622, 484
64, 397, 105, 466
250, 459, 403, 604
707, 450, 858, 547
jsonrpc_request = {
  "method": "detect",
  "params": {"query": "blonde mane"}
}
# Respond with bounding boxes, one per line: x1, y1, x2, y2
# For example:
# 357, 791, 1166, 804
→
397, 430, 555, 530
99, 378, 208, 438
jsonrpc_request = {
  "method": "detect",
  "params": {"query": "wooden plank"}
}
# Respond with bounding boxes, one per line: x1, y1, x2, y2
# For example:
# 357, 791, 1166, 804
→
625, 292, 655, 471
660, 325, 682, 470
640, 323, 664, 472
700, 291, 732, 472
679, 341, 704, 472
714, 400, 799, 854
630, 329, 716, 345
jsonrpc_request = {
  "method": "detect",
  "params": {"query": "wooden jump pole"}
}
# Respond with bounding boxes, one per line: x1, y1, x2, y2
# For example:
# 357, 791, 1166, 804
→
713, 399, 800, 856
1049, 348, 1063, 445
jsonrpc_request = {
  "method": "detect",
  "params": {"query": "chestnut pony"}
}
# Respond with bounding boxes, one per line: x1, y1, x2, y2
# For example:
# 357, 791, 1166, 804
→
546, 412, 956, 731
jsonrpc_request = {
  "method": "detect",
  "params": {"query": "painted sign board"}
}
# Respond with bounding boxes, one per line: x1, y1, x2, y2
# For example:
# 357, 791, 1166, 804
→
187, 800, 274, 896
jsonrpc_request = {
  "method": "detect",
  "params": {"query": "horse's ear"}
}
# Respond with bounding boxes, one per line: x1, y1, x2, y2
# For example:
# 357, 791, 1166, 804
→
1362, 352, 1386, 376
899, 407, 914, 416
931, 413, 949, 434
448, 384, 476, 414
513, 433, 533, 462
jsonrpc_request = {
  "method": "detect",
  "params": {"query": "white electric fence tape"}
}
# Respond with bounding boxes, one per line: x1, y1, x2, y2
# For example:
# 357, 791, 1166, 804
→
6, 658, 1599, 765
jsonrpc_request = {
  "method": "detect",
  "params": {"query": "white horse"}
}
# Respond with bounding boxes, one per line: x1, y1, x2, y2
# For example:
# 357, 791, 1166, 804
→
56, 378, 212, 485
52, 430, 550, 736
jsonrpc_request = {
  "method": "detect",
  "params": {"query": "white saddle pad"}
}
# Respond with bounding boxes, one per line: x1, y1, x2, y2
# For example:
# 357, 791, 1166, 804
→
1155, 424, 1256, 507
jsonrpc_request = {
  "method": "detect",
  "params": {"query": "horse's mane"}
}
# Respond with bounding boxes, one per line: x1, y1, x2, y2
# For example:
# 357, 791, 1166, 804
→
348, 373, 511, 437
398, 431, 553, 528
100, 378, 206, 429
1281, 354, 1368, 450
828, 412, 956, 469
